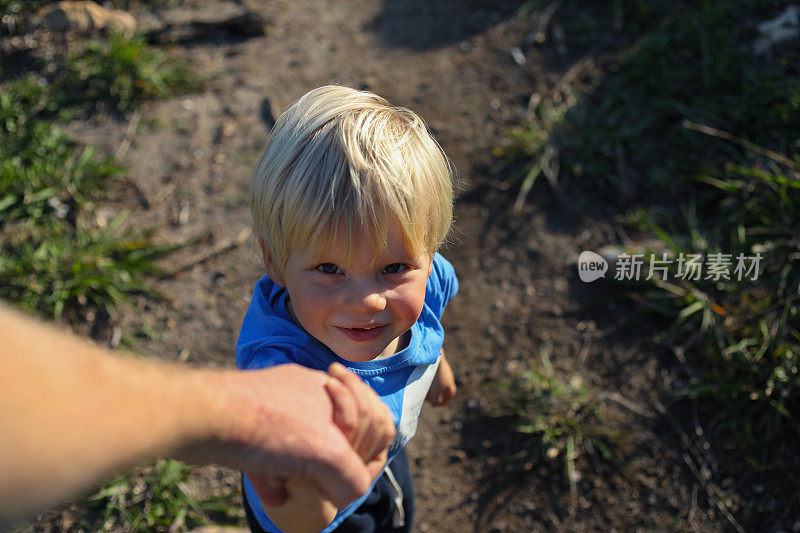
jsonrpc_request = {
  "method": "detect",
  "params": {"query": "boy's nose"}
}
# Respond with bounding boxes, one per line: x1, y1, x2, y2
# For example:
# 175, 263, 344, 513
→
344, 281, 386, 313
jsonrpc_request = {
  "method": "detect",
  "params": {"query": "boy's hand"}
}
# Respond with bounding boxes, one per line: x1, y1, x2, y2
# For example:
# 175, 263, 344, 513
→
426, 350, 456, 407
325, 363, 395, 468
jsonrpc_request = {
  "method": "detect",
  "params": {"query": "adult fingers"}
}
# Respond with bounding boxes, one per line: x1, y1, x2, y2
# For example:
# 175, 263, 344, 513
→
367, 395, 395, 458
327, 363, 391, 457
327, 364, 369, 453
327, 362, 370, 396
359, 398, 395, 463
323, 375, 359, 441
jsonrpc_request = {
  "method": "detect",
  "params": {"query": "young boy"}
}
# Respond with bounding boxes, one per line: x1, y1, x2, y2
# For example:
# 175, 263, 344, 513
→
236, 85, 458, 533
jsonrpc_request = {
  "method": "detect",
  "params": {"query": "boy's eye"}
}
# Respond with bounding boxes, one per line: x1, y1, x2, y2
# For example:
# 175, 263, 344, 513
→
383, 263, 407, 274
316, 263, 341, 275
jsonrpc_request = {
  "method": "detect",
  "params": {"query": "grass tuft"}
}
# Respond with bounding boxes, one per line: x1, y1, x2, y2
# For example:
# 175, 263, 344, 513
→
493, 349, 627, 507
0, 213, 174, 317
87, 460, 243, 532
0, 77, 169, 319
1, 29, 199, 319
633, 159, 800, 454
60, 32, 200, 112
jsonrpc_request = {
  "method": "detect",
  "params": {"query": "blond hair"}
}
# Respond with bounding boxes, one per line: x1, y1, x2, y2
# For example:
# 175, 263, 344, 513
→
250, 85, 454, 281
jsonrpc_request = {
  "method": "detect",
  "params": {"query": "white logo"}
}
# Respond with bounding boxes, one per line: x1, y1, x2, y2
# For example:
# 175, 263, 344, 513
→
578, 251, 608, 282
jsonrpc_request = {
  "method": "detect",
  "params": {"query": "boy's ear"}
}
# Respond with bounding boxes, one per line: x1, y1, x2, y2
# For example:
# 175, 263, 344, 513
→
259, 239, 283, 285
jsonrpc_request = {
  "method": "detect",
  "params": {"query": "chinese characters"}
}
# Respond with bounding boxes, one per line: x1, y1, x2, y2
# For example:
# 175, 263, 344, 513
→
613, 252, 761, 282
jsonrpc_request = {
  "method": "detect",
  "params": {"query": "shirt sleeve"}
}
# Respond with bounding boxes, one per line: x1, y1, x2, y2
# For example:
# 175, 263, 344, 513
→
425, 253, 459, 319
236, 340, 296, 370
236, 274, 319, 370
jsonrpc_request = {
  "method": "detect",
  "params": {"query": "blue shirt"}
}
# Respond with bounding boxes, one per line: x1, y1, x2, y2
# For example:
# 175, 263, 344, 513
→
236, 252, 458, 532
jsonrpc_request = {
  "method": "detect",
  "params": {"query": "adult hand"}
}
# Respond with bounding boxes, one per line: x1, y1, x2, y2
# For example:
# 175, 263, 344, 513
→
187, 363, 394, 509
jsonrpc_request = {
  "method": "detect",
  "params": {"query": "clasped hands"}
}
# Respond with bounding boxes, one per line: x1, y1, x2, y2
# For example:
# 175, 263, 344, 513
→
234, 363, 397, 510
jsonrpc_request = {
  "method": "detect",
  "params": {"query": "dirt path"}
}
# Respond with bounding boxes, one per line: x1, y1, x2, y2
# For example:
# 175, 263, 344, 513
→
63, 1, 723, 530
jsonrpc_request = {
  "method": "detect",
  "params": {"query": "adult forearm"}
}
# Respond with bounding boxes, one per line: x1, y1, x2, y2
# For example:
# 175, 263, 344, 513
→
0, 305, 394, 525
0, 305, 215, 525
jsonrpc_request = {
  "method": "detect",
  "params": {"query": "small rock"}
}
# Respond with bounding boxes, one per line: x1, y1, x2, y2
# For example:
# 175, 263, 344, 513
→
34, 1, 136, 36
448, 449, 468, 463
145, 10, 267, 45
178, 204, 190, 225
527, 501, 542, 516
220, 117, 237, 138
510, 46, 526, 65
464, 397, 482, 414
110, 326, 121, 348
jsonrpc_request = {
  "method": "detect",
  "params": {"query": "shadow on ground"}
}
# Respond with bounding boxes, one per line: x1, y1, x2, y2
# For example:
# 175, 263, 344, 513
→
371, 0, 528, 49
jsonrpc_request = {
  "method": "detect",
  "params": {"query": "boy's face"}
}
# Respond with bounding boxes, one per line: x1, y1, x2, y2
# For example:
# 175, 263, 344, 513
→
263, 226, 433, 362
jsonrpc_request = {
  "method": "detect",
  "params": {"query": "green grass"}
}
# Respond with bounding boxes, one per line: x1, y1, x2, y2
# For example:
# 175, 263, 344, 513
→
501, 1, 799, 199
0, 79, 117, 223
1, 29, 198, 319
632, 160, 800, 452
86, 460, 243, 532
492, 349, 627, 507
0, 213, 174, 317
60, 32, 199, 113
562, 2, 798, 196
1, 20, 222, 532
0, 0, 49, 14
492, 95, 572, 211
499, 0, 800, 525
0, 77, 172, 318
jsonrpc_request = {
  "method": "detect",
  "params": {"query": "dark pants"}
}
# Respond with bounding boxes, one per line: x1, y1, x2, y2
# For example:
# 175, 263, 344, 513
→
243, 447, 415, 533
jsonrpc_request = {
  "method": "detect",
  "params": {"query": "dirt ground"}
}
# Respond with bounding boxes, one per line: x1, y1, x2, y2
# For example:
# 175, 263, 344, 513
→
21, 0, 747, 530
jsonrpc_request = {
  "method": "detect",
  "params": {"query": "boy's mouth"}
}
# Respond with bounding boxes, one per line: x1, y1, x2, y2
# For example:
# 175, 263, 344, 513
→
336, 324, 388, 342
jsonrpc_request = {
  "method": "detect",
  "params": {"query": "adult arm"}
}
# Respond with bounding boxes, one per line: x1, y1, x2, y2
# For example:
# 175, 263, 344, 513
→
0, 304, 393, 527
